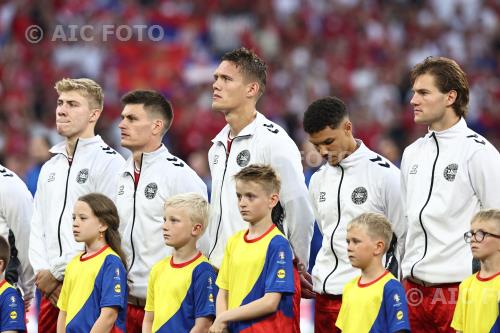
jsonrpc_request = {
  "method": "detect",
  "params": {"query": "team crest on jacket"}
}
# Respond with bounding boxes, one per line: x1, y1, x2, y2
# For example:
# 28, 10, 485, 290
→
76, 169, 89, 184
145, 183, 158, 199
351, 187, 368, 204
443, 163, 458, 182
236, 150, 251, 167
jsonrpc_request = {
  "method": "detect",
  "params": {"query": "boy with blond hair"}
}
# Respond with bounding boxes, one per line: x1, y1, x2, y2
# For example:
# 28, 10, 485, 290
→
143, 193, 217, 333
451, 209, 500, 333
209, 164, 295, 333
0, 235, 26, 332
336, 213, 410, 333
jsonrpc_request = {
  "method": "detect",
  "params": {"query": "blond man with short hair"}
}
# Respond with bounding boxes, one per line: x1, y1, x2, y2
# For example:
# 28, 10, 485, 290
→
29, 78, 125, 333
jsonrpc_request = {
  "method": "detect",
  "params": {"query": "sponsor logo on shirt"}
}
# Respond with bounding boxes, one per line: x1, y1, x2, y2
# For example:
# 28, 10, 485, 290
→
48, 172, 56, 182
410, 164, 418, 175
277, 269, 286, 279
9, 311, 17, 320
144, 183, 158, 199
76, 168, 89, 184
351, 187, 368, 205
209, 293, 214, 303
114, 284, 121, 294
443, 163, 458, 182
236, 150, 251, 167
396, 310, 403, 320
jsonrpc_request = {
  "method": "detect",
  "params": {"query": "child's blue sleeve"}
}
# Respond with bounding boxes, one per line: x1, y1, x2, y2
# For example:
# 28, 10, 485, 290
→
100, 255, 127, 310
0, 289, 26, 331
193, 263, 218, 318
383, 280, 410, 332
264, 236, 295, 294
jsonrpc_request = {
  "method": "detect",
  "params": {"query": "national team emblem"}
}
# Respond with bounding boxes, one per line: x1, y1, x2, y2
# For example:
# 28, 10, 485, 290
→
114, 284, 121, 293
76, 168, 89, 184
209, 293, 214, 303
48, 172, 55, 182
277, 269, 286, 279
394, 294, 400, 303
118, 185, 124, 196
443, 163, 458, 182
9, 311, 17, 320
396, 310, 403, 320
410, 164, 418, 175
319, 192, 326, 202
351, 187, 368, 205
279, 251, 285, 260
236, 150, 251, 167
144, 183, 158, 199
213, 155, 219, 165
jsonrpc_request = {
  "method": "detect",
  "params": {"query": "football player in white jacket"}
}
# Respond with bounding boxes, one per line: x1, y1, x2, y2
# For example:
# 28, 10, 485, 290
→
208, 47, 314, 332
0, 164, 34, 308
303, 96, 406, 333
116, 90, 207, 332
29, 78, 125, 333
402, 56, 500, 332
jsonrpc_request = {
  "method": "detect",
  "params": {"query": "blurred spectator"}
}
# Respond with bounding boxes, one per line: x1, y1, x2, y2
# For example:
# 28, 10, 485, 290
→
24, 134, 51, 195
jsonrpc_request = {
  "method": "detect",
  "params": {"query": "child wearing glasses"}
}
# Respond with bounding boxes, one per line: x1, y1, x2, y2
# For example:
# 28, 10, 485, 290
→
451, 209, 500, 333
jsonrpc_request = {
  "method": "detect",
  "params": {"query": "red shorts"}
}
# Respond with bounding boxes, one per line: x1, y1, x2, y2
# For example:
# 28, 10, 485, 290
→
126, 303, 145, 333
314, 293, 342, 333
404, 279, 459, 333
292, 263, 301, 333
39, 296, 59, 333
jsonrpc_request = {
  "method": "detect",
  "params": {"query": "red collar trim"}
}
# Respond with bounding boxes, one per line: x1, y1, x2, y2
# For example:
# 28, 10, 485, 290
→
476, 271, 500, 282
0, 280, 6, 289
358, 270, 390, 288
80, 245, 109, 262
170, 251, 202, 268
244, 224, 275, 243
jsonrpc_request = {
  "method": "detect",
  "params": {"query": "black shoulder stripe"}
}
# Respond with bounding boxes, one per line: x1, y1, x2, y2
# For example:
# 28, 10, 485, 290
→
369, 155, 390, 168
263, 123, 279, 134
101, 146, 117, 154
0, 169, 13, 177
166, 157, 178, 162
466, 134, 485, 145
172, 162, 184, 167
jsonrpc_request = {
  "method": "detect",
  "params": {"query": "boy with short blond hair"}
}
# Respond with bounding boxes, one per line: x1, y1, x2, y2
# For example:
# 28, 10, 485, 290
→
451, 209, 500, 333
209, 164, 295, 333
336, 213, 410, 333
0, 235, 26, 332
143, 193, 217, 333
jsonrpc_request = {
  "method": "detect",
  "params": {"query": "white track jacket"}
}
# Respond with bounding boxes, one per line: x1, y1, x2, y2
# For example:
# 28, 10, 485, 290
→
29, 136, 124, 280
207, 112, 314, 269
401, 119, 500, 283
116, 145, 207, 300
309, 141, 406, 295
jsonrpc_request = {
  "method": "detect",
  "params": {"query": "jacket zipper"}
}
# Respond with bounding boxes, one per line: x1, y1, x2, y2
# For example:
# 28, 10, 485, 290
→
322, 165, 344, 294
411, 133, 439, 278
128, 154, 143, 271
57, 139, 79, 257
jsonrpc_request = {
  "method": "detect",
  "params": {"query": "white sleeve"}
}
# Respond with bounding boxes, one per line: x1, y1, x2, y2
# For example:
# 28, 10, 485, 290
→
94, 155, 125, 202
382, 168, 407, 265
468, 147, 500, 208
29, 176, 51, 274
269, 139, 314, 269
1, 179, 35, 300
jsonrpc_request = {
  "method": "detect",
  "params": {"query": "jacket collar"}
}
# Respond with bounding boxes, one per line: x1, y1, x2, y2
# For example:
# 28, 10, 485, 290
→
124, 144, 169, 175
338, 139, 369, 168
211, 111, 266, 144
49, 135, 104, 157
427, 118, 467, 139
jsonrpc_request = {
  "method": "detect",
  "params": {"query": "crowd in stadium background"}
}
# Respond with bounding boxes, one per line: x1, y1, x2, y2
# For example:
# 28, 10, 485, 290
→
1, 0, 499, 180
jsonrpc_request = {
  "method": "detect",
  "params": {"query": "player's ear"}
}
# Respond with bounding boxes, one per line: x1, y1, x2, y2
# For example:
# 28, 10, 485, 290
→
246, 82, 260, 99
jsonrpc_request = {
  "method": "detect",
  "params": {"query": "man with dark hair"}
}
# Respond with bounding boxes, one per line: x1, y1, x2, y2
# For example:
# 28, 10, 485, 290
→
401, 56, 500, 333
116, 89, 207, 332
303, 96, 406, 333
207, 47, 314, 332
